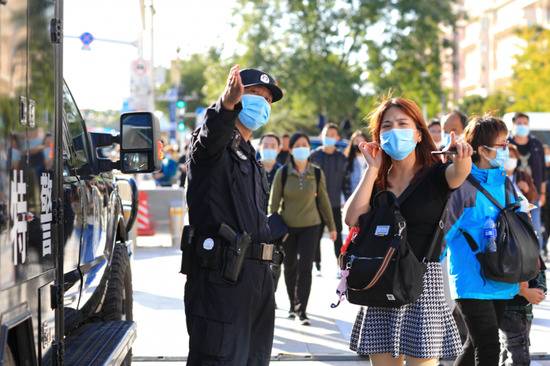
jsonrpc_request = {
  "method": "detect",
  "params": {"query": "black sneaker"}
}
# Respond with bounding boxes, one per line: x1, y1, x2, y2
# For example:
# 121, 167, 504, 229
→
287, 311, 296, 320
299, 314, 310, 326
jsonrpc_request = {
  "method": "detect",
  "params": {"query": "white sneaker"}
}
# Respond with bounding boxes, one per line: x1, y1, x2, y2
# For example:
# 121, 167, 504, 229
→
314, 267, 322, 277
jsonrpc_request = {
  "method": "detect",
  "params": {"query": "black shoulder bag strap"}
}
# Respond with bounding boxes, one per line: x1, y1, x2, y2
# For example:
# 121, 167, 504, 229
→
314, 166, 321, 194
424, 210, 447, 262
466, 174, 504, 210
460, 174, 507, 253
396, 167, 443, 261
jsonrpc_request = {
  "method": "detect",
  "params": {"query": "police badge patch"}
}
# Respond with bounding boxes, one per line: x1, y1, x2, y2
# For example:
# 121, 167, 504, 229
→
235, 149, 248, 160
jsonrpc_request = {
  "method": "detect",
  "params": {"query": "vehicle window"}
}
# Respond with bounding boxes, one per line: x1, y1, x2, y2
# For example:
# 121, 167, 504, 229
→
63, 83, 90, 169
532, 131, 550, 147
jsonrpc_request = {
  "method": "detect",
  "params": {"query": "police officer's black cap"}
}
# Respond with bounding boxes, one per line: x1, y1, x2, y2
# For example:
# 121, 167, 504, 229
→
240, 68, 283, 103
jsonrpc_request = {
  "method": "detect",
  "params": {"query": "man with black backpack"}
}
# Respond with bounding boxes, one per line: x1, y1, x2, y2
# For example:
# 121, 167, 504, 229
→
443, 116, 540, 366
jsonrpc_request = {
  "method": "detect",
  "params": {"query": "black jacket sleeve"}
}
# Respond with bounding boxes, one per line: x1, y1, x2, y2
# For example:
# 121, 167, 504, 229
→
190, 98, 242, 163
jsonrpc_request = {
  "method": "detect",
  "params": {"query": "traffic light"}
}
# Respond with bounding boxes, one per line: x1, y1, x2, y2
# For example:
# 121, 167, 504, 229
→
177, 119, 186, 132
176, 99, 187, 132
176, 99, 186, 110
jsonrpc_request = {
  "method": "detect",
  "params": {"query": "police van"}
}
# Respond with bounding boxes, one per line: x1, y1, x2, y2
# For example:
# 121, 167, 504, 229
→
0, 0, 161, 365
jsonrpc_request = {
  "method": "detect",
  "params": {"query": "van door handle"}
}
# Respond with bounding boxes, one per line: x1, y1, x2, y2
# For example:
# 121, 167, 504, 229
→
28, 99, 36, 127
19, 96, 27, 126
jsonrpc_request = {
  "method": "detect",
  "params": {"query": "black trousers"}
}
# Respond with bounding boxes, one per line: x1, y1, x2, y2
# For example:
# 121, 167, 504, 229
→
185, 260, 275, 366
283, 225, 320, 316
314, 207, 343, 266
455, 299, 507, 366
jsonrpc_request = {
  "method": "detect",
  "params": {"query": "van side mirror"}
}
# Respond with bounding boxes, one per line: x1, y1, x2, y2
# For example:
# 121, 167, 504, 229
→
119, 112, 162, 173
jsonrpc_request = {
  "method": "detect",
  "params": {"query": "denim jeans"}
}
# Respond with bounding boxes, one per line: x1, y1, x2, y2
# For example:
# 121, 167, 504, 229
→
499, 309, 531, 366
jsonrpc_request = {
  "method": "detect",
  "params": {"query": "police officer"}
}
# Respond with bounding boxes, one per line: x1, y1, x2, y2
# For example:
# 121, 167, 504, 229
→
183, 65, 283, 365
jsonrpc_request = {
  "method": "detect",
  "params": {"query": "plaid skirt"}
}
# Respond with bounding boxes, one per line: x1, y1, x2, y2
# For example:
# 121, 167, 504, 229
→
349, 262, 462, 359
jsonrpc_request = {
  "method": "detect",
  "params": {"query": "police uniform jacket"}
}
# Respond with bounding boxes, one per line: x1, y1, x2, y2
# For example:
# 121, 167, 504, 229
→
187, 98, 271, 245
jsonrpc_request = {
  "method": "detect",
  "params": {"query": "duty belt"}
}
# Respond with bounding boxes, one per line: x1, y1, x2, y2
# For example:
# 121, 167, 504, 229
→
247, 243, 274, 261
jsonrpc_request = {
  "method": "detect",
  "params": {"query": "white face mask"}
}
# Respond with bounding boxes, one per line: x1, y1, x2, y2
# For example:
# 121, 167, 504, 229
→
504, 158, 518, 171
546, 155, 550, 164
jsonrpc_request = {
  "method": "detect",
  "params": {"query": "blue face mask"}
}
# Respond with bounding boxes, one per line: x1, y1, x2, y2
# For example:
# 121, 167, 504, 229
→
238, 94, 271, 131
260, 148, 277, 162
322, 136, 336, 147
380, 129, 417, 161
292, 147, 310, 161
487, 146, 510, 168
514, 125, 529, 137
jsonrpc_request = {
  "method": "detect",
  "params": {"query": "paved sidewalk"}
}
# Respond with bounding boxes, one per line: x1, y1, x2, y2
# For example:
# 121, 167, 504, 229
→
131, 235, 550, 365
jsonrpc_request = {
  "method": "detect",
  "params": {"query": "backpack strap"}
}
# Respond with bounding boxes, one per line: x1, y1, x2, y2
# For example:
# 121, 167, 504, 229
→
282, 164, 320, 195
314, 166, 321, 195
423, 216, 445, 262
467, 175, 504, 210
458, 228, 480, 253
281, 164, 289, 193
504, 177, 519, 207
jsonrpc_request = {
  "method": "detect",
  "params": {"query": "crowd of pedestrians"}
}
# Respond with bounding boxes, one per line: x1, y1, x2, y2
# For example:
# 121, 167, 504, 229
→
178, 65, 549, 366
252, 102, 548, 365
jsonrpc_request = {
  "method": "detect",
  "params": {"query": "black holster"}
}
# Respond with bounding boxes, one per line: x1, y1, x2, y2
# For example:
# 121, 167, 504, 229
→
219, 223, 251, 283
180, 225, 194, 275
271, 242, 284, 266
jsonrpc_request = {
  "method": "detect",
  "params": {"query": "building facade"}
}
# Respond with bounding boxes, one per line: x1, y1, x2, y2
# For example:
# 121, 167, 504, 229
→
444, 0, 550, 104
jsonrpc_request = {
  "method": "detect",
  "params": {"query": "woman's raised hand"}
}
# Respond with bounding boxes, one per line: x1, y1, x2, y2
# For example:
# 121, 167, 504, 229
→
358, 141, 383, 170
445, 131, 473, 161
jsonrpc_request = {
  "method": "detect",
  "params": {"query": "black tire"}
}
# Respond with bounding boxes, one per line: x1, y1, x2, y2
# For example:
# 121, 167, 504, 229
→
3, 344, 15, 366
101, 243, 133, 365
102, 243, 133, 321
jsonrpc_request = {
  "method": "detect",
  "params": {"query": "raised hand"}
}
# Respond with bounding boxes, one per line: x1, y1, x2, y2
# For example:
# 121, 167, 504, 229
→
221, 65, 244, 111
358, 141, 383, 170
445, 131, 473, 161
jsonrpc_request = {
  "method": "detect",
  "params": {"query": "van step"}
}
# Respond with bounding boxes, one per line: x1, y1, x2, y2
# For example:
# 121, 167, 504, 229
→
64, 321, 136, 365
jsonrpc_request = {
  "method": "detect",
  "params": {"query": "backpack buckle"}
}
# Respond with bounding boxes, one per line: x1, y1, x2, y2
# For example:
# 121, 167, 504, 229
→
397, 221, 406, 237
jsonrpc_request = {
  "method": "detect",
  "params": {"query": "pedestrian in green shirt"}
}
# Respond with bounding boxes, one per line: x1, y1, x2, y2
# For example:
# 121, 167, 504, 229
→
269, 132, 336, 325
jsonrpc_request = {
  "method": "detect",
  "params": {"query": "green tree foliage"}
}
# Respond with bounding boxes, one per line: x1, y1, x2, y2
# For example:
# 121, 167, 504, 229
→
363, 0, 456, 118
510, 26, 550, 112
458, 95, 486, 117
162, 1, 458, 135
231, 0, 382, 134
157, 48, 223, 118
458, 92, 512, 119
234, 0, 456, 133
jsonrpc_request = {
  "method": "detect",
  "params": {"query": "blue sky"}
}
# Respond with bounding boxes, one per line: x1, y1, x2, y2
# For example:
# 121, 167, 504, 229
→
64, 0, 238, 111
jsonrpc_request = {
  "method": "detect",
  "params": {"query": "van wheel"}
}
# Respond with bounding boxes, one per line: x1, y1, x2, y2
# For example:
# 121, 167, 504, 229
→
102, 243, 133, 365
3, 344, 15, 366
102, 243, 133, 321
